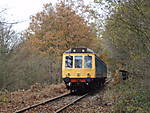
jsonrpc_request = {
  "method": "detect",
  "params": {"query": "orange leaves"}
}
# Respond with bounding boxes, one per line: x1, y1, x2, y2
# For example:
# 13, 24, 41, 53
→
26, 0, 99, 56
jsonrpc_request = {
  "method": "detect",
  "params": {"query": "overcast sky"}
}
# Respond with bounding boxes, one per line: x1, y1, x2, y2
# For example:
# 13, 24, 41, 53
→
0, 0, 56, 32
0, 0, 94, 32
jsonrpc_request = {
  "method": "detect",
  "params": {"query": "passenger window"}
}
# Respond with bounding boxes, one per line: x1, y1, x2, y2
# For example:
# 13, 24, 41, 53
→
65, 56, 73, 68
84, 56, 92, 68
75, 56, 82, 68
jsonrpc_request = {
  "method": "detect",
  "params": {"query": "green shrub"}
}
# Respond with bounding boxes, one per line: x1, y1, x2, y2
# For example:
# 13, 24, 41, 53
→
113, 80, 150, 113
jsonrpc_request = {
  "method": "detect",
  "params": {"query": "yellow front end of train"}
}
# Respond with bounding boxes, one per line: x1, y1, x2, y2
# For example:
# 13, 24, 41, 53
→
62, 48, 107, 93
62, 53, 96, 79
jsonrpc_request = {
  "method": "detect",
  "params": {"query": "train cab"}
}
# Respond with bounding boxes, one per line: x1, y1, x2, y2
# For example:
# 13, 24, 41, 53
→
62, 48, 107, 92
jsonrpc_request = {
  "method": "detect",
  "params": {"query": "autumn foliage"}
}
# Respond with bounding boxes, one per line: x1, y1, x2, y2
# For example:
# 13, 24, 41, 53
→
0, 1, 102, 91
26, 1, 98, 56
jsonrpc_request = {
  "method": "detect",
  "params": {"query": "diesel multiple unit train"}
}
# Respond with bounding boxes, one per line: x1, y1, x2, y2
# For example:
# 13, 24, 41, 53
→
62, 48, 107, 92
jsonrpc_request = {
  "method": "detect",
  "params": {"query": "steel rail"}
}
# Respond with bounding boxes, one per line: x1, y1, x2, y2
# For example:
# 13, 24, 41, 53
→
54, 93, 88, 113
105, 78, 112, 85
15, 92, 71, 113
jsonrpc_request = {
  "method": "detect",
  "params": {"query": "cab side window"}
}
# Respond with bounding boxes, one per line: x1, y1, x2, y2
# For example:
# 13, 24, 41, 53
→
65, 56, 73, 68
84, 56, 92, 68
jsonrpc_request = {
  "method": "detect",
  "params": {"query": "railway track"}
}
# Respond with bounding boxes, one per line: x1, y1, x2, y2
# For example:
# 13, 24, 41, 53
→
15, 92, 88, 113
54, 93, 88, 113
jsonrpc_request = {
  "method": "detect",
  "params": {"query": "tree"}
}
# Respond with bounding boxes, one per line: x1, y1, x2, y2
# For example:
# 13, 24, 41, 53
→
26, 1, 98, 56
100, 0, 150, 88
0, 0, 102, 91
0, 9, 19, 89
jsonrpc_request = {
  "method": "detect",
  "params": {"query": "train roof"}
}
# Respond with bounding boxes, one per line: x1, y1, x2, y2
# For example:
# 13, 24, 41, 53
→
64, 48, 95, 53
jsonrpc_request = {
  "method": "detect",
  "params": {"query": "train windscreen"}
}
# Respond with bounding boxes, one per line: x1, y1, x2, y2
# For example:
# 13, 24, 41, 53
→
84, 56, 92, 68
75, 56, 82, 68
65, 56, 73, 68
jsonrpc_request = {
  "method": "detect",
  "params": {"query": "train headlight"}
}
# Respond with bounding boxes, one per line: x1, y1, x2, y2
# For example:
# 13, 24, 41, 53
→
67, 73, 70, 76
82, 49, 85, 52
77, 73, 80, 76
87, 73, 90, 77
